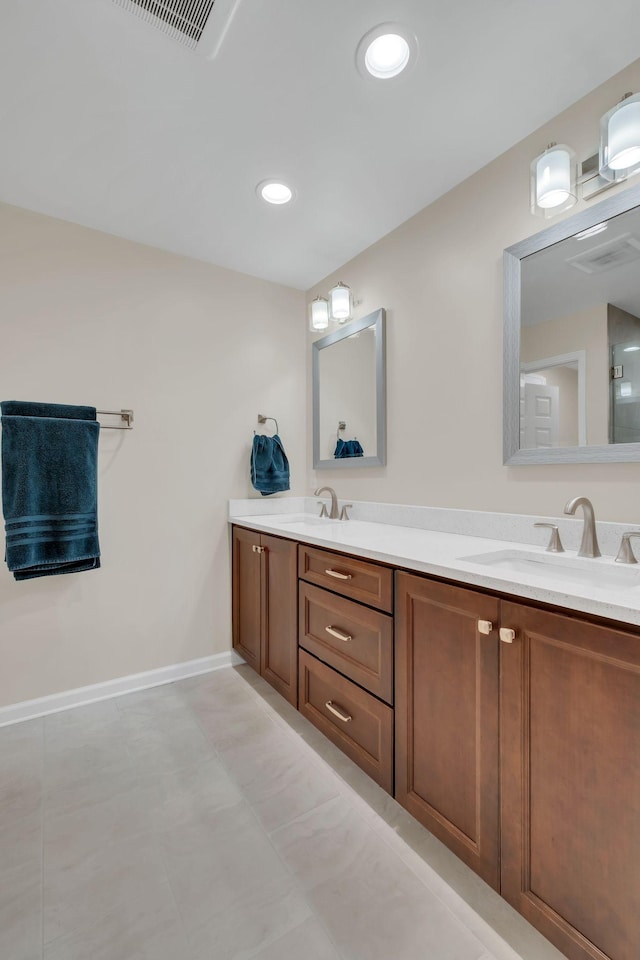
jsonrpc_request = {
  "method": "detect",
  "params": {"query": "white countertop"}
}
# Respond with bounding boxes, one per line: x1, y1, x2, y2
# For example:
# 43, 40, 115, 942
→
229, 509, 640, 629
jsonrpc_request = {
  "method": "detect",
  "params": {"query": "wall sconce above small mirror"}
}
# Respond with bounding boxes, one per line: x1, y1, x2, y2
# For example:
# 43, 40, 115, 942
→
312, 308, 386, 469
504, 181, 640, 464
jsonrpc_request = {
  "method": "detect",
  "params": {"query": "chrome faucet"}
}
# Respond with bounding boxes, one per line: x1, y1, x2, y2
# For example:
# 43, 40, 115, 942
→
564, 496, 601, 558
314, 486, 339, 520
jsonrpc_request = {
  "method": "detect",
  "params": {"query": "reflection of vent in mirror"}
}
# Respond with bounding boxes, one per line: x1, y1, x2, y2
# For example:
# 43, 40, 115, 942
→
566, 233, 640, 275
112, 0, 216, 49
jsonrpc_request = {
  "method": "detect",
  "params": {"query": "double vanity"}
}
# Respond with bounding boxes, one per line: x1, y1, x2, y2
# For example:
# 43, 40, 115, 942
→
230, 495, 640, 960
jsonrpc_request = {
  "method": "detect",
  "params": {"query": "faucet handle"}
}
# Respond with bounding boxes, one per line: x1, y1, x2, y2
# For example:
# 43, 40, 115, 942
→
317, 501, 329, 518
339, 504, 352, 521
534, 522, 564, 553
615, 531, 640, 564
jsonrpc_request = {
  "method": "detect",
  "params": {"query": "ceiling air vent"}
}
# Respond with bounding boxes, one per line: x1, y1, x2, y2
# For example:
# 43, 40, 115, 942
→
566, 233, 640, 275
112, 0, 240, 56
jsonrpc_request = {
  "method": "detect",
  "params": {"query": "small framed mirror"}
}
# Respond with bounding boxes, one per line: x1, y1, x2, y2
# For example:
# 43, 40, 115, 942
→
504, 181, 640, 464
312, 308, 386, 469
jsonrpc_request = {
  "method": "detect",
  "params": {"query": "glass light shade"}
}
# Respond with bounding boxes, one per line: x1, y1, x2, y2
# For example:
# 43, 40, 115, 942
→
599, 93, 640, 180
530, 145, 577, 219
329, 283, 353, 322
309, 297, 329, 331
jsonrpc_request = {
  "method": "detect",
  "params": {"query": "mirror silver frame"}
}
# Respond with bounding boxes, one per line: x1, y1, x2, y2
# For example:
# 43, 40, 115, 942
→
504, 181, 640, 465
313, 308, 386, 469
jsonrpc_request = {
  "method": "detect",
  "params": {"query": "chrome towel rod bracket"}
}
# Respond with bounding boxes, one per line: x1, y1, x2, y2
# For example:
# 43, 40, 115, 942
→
98, 409, 134, 430
257, 414, 278, 434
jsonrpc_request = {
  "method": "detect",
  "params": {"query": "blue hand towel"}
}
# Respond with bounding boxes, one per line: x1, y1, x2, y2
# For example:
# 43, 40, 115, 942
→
1, 401, 101, 580
334, 438, 364, 458
251, 434, 290, 496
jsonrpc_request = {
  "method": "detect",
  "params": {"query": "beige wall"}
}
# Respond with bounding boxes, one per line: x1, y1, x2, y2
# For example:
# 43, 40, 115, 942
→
308, 59, 640, 523
0, 203, 305, 708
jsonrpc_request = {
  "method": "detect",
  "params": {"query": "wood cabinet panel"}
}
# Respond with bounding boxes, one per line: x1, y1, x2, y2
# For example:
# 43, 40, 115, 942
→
500, 601, 640, 960
395, 572, 500, 888
232, 527, 297, 706
232, 526, 262, 672
299, 582, 393, 704
298, 650, 393, 793
261, 533, 298, 706
298, 544, 393, 612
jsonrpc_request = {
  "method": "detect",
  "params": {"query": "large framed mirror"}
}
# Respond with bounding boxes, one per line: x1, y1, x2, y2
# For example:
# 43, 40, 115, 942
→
504, 181, 640, 464
312, 307, 386, 469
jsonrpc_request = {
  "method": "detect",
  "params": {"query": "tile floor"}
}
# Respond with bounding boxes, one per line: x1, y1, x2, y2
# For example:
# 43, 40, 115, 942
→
0, 664, 566, 960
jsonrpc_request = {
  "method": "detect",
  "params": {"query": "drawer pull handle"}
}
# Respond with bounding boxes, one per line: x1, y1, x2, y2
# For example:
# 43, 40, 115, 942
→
500, 627, 516, 644
325, 569, 352, 581
325, 700, 352, 723
477, 620, 493, 635
325, 625, 353, 642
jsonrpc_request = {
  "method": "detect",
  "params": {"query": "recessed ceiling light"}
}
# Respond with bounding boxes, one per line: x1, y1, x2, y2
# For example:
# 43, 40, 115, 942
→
257, 180, 295, 205
356, 23, 418, 81
365, 34, 410, 78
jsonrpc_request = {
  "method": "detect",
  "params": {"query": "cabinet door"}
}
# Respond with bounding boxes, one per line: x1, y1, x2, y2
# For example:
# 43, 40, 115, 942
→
500, 602, 640, 960
232, 526, 262, 672
261, 533, 298, 706
395, 573, 500, 888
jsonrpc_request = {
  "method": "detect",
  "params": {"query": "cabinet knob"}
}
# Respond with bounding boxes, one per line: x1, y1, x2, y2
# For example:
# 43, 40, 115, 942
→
499, 627, 516, 644
252, 545, 265, 554
477, 620, 493, 635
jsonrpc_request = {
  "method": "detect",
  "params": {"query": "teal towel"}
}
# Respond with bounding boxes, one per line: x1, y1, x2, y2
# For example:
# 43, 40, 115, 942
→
251, 434, 290, 496
1, 401, 101, 580
334, 438, 364, 458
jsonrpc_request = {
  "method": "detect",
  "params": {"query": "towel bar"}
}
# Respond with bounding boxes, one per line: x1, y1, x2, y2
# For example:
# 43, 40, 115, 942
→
98, 409, 134, 430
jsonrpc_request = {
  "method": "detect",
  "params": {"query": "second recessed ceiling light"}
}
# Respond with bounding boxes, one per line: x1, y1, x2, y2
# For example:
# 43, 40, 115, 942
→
357, 23, 417, 80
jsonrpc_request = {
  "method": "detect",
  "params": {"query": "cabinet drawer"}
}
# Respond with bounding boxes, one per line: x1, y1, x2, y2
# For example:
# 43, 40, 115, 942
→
298, 650, 393, 793
299, 582, 393, 704
298, 544, 393, 612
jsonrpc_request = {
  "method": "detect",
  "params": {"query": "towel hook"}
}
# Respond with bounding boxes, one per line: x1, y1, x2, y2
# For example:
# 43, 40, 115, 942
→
257, 414, 279, 434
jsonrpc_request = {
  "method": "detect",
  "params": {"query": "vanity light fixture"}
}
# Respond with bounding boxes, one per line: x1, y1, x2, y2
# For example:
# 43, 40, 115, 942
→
600, 92, 640, 181
309, 296, 330, 331
574, 222, 608, 240
356, 23, 417, 80
308, 283, 362, 332
329, 282, 353, 323
532, 91, 640, 210
256, 180, 295, 205
530, 143, 577, 218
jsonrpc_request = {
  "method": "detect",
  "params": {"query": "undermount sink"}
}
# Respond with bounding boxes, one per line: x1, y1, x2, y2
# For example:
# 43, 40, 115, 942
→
458, 549, 640, 591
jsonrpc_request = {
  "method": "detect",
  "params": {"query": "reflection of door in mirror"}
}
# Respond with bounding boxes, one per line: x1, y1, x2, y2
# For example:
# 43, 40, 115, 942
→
318, 328, 377, 460
609, 306, 640, 443
519, 352, 586, 448
521, 380, 559, 449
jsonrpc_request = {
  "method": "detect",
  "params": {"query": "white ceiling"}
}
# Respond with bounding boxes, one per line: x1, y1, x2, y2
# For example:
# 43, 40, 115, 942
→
522, 205, 640, 326
1, 0, 640, 289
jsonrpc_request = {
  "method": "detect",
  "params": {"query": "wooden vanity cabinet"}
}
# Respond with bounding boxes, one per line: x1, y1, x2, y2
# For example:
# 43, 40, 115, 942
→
500, 601, 640, 960
395, 573, 501, 888
232, 526, 297, 705
232, 527, 640, 960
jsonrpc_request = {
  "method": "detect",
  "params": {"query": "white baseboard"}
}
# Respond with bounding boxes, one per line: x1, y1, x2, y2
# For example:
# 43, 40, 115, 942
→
0, 650, 244, 728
